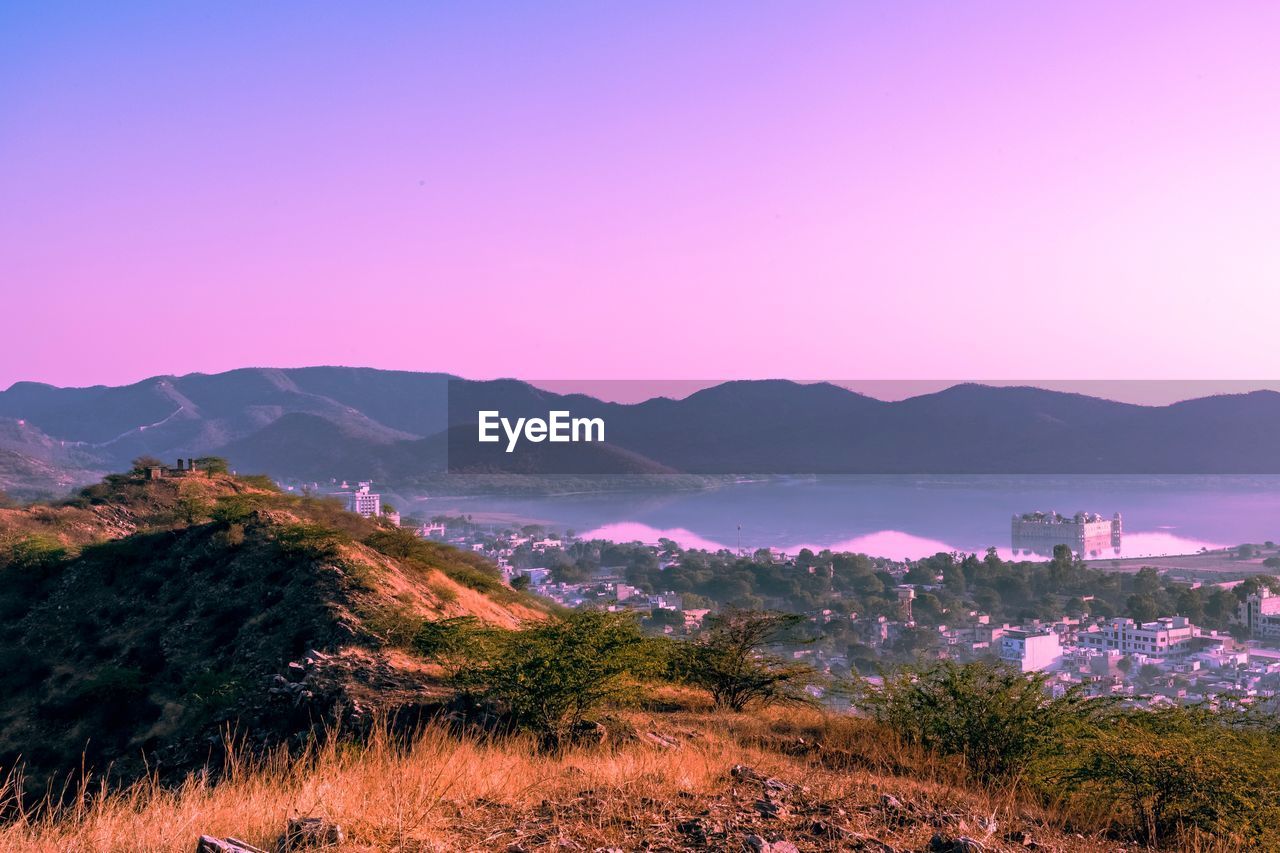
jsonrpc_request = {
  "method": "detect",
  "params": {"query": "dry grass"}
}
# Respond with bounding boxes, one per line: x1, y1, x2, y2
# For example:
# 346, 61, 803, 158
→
0, 710, 1138, 853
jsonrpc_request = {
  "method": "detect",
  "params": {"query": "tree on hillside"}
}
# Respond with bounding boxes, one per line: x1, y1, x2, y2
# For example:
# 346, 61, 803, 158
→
130, 455, 166, 475
194, 456, 230, 474
674, 609, 820, 712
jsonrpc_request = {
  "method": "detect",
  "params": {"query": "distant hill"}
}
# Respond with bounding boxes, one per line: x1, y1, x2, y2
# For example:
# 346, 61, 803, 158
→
2, 369, 1279, 495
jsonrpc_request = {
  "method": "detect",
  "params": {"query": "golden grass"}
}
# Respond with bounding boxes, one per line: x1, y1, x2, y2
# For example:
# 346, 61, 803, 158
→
0, 710, 1142, 853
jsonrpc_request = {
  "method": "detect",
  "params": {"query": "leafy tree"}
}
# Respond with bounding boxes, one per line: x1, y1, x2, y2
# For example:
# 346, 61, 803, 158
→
173, 494, 212, 525
130, 455, 166, 475
194, 456, 230, 474
912, 592, 944, 624
1137, 663, 1164, 685
1126, 594, 1159, 623
674, 609, 820, 712
903, 561, 937, 585
645, 607, 683, 629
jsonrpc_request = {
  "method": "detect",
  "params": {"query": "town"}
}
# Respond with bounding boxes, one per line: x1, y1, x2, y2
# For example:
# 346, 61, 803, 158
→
324, 480, 1280, 711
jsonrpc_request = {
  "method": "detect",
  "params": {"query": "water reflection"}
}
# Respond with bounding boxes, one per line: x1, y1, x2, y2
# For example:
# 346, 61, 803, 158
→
412, 475, 1275, 562
578, 521, 1223, 562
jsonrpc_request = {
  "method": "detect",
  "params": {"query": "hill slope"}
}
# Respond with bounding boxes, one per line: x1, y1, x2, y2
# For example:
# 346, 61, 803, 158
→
0, 470, 547, 791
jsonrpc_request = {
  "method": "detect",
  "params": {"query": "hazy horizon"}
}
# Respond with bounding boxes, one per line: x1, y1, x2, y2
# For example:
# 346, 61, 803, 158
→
6, 367, 1280, 407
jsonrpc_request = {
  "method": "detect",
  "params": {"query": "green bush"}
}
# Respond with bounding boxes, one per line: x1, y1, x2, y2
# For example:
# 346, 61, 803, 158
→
236, 473, 279, 490
364, 602, 426, 648
212, 493, 269, 524
861, 660, 1103, 781
273, 523, 345, 560
1058, 705, 1280, 846
0, 534, 72, 572
419, 611, 660, 747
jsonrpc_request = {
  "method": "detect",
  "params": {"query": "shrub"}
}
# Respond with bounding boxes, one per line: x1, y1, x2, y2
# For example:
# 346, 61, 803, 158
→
212, 494, 265, 524
0, 534, 72, 572
129, 456, 166, 475
861, 660, 1103, 781
673, 609, 821, 712
273, 524, 345, 560
419, 611, 660, 748
427, 576, 459, 603
1058, 705, 1280, 846
172, 494, 212, 525
236, 474, 279, 491
413, 616, 500, 683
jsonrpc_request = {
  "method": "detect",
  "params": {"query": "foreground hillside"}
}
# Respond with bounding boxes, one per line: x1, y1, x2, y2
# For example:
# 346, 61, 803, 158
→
0, 467, 548, 791
1, 705, 1130, 853
4, 467, 1279, 852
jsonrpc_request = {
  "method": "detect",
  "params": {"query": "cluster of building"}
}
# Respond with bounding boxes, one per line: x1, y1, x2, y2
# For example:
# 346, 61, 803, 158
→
925, 612, 1278, 705
407, 520, 717, 629
298, 485, 1280, 706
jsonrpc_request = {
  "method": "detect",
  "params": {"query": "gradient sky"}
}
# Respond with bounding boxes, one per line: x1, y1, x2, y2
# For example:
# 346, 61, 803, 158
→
4, 2, 1280, 390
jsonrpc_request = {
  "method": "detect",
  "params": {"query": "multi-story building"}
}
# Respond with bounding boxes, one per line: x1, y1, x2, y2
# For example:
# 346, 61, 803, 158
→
1080, 616, 1198, 655
349, 482, 381, 517
999, 628, 1063, 672
332, 481, 381, 517
1237, 587, 1280, 639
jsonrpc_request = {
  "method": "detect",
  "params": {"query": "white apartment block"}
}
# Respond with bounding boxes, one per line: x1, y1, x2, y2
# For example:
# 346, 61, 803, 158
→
332, 481, 381, 517
999, 629, 1063, 672
1080, 616, 1198, 656
1238, 588, 1280, 639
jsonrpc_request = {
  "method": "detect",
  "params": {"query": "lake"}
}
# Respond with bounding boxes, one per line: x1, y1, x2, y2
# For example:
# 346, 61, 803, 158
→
409, 475, 1280, 561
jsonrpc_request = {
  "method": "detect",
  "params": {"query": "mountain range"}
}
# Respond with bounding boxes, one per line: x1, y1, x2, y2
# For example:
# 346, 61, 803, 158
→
1, 367, 1279, 496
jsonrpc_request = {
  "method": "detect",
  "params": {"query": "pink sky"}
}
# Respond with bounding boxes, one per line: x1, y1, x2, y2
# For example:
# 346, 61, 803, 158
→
3, 2, 1280, 389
